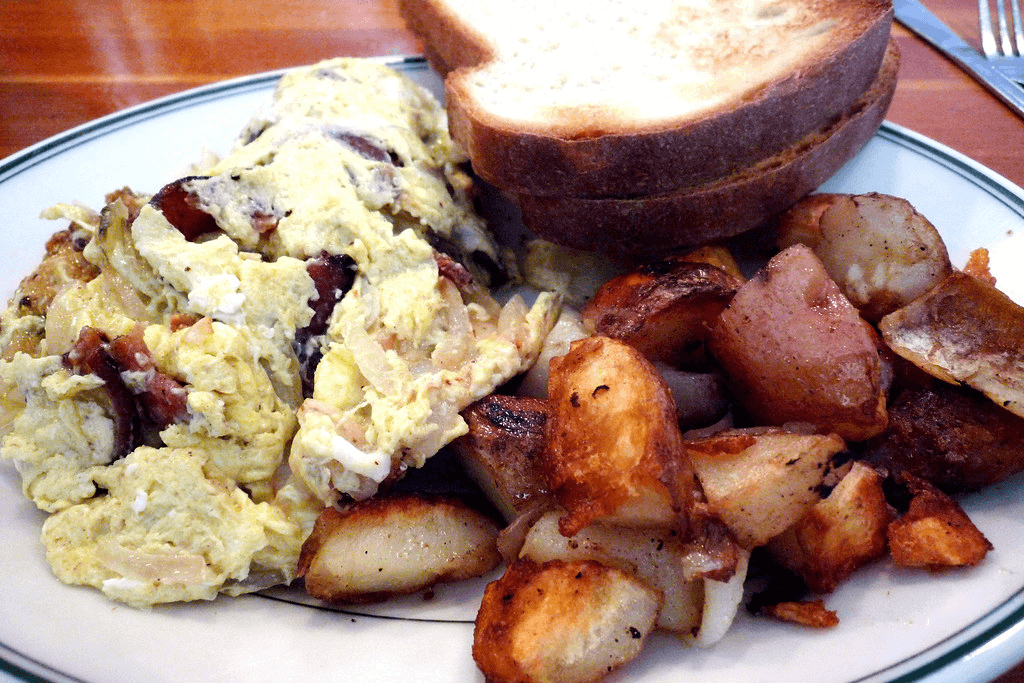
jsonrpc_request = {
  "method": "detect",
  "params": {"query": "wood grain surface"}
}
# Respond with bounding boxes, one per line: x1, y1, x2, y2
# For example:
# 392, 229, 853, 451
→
2, 1, 1024, 681
2, 0, 1023, 189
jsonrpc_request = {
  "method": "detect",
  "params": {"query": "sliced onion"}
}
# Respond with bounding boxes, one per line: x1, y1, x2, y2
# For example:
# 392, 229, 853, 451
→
42, 286, 79, 355
682, 414, 735, 440
517, 307, 587, 398
343, 324, 395, 394
431, 278, 475, 370
497, 294, 529, 347
403, 399, 460, 468
495, 497, 555, 563
99, 269, 150, 320
297, 399, 338, 420
694, 548, 749, 647
97, 537, 213, 585
181, 316, 214, 345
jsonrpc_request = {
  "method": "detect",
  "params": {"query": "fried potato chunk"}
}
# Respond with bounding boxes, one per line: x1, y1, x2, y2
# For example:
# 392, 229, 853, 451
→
473, 559, 660, 683
543, 336, 695, 536
582, 256, 742, 369
779, 193, 952, 322
707, 244, 888, 441
12, 226, 101, 319
769, 462, 892, 593
879, 271, 1024, 419
761, 600, 839, 629
684, 428, 846, 548
887, 476, 992, 569
775, 192, 846, 249
2, 225, 102, 359
519, 510, 702, 634
963, 247, 996, 285
452, 394, 551, 522
298, 494, 501, 603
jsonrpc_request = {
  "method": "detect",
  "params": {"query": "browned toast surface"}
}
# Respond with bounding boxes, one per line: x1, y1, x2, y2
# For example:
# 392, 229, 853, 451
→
512, 40, 900, 256
399, 0, 894, 197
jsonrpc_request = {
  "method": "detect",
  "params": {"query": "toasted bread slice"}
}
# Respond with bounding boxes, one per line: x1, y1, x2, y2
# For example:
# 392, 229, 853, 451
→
399, 0, 893, 197
510, 40, 899, 256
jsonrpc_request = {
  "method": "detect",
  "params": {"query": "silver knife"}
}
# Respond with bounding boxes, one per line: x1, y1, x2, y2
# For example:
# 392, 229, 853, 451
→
894, 0, 1024, 119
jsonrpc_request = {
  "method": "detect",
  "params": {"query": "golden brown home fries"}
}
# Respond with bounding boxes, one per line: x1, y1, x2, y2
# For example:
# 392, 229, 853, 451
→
456, 191, 1014, 682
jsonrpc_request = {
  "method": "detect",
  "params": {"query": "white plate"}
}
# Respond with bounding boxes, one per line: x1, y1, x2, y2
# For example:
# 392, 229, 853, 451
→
2, 56, 1024, 683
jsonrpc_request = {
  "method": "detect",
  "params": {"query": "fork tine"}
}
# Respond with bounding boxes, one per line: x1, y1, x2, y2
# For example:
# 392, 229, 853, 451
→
981, 0, 999, 57
998, 0, 1014, 55
1012, 0, 1024, 55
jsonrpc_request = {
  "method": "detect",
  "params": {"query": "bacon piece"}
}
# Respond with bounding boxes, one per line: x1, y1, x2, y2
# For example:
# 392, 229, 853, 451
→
108, 325, 189, 429
150, 176, 219, 241
294, 252, 358, 395
64, 327, 140, 461
169, 313, 200, 331
434, 251, 474, 288
305, 252, 357, 335
327, 130, 401, 166
250, 211, 279, 235
139, 373, 190, 428
108, 325, 154, 374
64, 325, 190, 461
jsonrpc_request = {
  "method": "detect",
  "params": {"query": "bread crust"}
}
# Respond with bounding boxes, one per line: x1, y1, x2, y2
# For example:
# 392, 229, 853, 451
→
398, 0, 894, 197
399, 0, 494, 76
511, 40, 900, 257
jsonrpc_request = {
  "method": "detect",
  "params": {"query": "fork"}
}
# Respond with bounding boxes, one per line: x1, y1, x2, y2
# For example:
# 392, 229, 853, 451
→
979, 0, 1024, 82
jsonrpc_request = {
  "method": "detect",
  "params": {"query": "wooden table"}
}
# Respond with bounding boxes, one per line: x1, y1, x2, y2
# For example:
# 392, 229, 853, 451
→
2, 0, 1023, 189
2, 1, 1024, 681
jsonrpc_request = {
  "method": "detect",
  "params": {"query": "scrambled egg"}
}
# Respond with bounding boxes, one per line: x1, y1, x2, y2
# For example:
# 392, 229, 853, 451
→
0, 58, 558, 608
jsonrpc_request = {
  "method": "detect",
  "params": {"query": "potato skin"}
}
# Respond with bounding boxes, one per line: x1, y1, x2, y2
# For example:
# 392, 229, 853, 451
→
452, 394, 551, 521
879, 271, 1024, 418
707, 244, 887, 441
778, 193, 952, 322
582, 257, 742, 369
